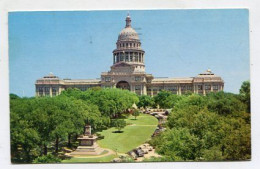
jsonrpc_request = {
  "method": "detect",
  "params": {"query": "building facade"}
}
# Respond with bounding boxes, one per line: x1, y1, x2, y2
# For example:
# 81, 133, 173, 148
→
35, 14, 224, 97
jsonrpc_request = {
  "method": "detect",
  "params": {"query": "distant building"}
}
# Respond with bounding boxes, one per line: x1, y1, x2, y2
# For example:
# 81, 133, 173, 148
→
35, 14, 224, 97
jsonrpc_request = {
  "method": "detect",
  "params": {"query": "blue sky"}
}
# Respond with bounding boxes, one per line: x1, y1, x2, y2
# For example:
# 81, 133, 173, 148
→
9, 9, 249, 97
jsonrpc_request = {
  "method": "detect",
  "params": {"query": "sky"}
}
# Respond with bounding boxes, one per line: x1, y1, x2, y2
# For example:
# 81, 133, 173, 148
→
9, 9, 249, 97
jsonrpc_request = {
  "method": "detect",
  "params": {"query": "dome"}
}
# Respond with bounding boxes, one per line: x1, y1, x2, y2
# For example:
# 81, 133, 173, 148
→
118, 27, 139, 41
118, 14, 139, 41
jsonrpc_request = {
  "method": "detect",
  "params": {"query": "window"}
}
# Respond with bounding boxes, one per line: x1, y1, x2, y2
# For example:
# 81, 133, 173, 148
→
181, 86, 186, 90
213, 85, 218, 90
198, 85, 202, 90
135, 54, 138, 62
205, 85, 211, 90
39, 87, 43, 96
105, 77, 111, 82
168, 86, 178, 91
135, 85, 141, 90
45, 87, 50, 96
135, 76, 141, 81
187, 86, 192, 90
52, 87, 57, 96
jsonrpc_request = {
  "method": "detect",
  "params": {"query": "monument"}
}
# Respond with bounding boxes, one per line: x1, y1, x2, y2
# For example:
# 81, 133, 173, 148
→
70, 125, 104, 156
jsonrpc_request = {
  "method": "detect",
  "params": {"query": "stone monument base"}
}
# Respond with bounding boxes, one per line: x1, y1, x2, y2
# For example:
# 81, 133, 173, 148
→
70, 143, 105, 156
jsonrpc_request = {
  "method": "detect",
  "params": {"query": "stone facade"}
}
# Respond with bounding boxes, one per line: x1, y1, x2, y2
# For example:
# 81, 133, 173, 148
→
35, 14, 224, 97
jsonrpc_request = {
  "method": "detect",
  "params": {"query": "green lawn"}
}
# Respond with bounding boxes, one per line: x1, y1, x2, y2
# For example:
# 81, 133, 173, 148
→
62, 154, 117, 163
62, 113, 157, 163
97, 114, 158, 153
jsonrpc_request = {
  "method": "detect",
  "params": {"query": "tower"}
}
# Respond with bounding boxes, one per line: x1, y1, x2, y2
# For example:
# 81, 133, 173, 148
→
101, 14, 153, 95
112, 13, 145, 72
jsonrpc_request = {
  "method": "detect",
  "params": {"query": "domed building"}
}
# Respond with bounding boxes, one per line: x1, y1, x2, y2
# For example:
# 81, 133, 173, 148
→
35, 14, 224, 97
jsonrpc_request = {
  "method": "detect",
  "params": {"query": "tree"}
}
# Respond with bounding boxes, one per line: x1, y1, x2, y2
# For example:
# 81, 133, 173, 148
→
239, 81, 250, 113
155, 128, 201, 161
10, 98, 41, 163
151, 88, 251, 161
153, 90, 182, 109
10, 93, 20, 100
132, 109, 140, 120
111, 119, 126, 132
33, 154, 61, 163
137, 95, 154, 108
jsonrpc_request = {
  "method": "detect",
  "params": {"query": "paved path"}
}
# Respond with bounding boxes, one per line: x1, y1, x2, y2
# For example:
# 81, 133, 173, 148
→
129, 124, 157, 127
67, 148, 116, 158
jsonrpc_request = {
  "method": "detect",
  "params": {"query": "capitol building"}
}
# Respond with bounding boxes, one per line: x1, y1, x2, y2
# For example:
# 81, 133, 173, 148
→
35, 14, 224, 97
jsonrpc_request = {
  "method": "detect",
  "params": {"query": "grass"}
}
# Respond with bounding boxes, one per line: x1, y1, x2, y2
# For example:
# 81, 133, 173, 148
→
97, 114, 158, 153
62, 154, 117, 163
62, 113, 157, 163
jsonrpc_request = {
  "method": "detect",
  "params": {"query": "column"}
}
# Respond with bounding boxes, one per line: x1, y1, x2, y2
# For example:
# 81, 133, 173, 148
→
143, 84, 147, 95
128, 52, 130, 62
130, 84, 133, 92
113, 54, 115, 64
50, 87, 52, 97
58, 87, 62, 95
43, 86, 45, 96
36, 87, 38, 97
203, 84, 206, 96
151, 88, 154, 97
211, 84, 213, 92
178, 85, 181, 95
193, 84, 196, 94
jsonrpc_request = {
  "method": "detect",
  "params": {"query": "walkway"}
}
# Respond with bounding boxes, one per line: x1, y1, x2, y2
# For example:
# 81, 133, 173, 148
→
67, 148, 115, 159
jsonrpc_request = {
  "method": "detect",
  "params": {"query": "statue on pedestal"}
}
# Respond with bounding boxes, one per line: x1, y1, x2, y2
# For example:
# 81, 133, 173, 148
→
70, 124, 104, 156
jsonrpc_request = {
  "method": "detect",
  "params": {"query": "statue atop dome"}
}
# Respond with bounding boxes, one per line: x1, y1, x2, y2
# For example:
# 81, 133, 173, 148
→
125, 13, 131, 28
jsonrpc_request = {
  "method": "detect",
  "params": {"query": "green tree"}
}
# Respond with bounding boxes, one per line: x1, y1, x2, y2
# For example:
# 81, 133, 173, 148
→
10, 93, 20, 100
10, 98, 41, 163
132, 109, 140, 120
61, 88, 139, 118
32, 154, 61, 163
137, 95, 154, 108
156, 128, 201, 161
111, 119, 126, 132
153, 90, 182, 109
239, 81, 250, 112
152, 88, 251, 161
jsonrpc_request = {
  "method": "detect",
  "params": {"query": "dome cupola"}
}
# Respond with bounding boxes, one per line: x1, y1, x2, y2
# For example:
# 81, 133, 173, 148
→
112, 13, 145, 70
118, 13, 139, 41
